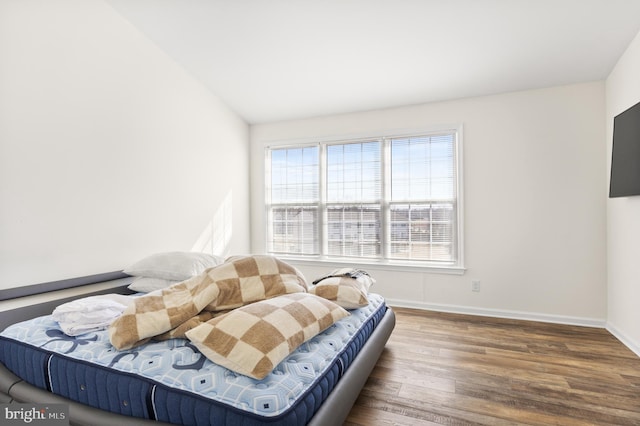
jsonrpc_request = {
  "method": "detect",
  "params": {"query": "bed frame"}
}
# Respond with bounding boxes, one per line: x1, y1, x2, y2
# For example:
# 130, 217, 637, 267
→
0, 275, 395, 426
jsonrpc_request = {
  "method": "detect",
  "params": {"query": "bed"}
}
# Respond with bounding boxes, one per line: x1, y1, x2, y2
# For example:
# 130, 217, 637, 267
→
0, 255, 395, 426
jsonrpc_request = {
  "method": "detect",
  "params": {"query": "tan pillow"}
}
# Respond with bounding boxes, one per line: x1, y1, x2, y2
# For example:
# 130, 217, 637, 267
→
205, 255, 309, 311
309, 268, 374, 309
109, 255, 308, 350
185, 293, 349, 380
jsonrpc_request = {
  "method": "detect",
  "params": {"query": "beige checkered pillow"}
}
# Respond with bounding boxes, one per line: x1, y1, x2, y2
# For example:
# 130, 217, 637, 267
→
205, 255, 309, 311
109, 255, 308, 350
185, 293, 349, 380
309, 268, 374, 309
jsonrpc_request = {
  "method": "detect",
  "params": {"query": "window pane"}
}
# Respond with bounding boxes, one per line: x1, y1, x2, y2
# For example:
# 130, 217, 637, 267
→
389, 203, 455, 261
269, 206, 319, 255
391, 134, 456, 202
327, 141, 381, 203
270, 146, 319, 203
326, 205, 381, 258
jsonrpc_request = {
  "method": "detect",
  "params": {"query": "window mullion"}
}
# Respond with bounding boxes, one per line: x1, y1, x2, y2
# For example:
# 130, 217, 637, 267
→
381, 138, 390, 260
319, 143, 327, 258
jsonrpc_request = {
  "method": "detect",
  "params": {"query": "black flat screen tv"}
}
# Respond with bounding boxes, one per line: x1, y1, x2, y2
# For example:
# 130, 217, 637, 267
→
610, 100, 640, 198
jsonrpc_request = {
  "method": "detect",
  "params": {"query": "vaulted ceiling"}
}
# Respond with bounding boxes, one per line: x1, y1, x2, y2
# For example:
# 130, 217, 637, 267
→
106, 0, 640, 124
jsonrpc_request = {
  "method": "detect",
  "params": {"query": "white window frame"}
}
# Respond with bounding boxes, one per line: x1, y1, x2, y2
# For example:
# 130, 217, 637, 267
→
264, 126, 465, 274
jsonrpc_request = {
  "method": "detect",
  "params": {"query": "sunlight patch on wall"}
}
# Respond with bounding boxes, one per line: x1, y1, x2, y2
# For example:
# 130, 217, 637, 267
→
191, 191, 233, 257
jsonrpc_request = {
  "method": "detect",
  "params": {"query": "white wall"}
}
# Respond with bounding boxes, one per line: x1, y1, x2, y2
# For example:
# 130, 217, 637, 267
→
606, 30, 640, 355
251, 82, 607, 325
0, 0, 250, 289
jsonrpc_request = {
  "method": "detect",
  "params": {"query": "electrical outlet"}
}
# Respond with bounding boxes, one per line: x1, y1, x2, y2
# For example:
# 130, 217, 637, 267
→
471, 280, 481, 292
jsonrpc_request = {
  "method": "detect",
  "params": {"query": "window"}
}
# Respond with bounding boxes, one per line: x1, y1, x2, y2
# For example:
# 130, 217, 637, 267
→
266, 129, 462, 269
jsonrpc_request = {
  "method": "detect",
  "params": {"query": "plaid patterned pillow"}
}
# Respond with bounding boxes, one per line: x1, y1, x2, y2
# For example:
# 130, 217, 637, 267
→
185, 293, 349, 380
309, 268, 374, 309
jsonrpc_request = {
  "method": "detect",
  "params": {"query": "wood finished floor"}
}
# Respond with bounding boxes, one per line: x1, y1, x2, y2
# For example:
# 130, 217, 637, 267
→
345, 307, 640, 426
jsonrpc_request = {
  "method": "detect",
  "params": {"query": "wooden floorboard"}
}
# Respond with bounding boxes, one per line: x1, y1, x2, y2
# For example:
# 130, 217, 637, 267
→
345, 307, 640, 426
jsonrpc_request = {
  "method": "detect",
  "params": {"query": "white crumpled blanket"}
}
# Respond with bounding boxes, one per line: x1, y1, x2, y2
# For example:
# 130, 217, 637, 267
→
52, 294, 134, 336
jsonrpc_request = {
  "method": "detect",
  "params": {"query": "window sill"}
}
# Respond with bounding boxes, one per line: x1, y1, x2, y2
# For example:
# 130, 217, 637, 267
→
276, 256, 466, 275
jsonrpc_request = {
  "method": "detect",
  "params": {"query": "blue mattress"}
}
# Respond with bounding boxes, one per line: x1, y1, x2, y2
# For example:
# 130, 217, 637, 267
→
0, 294, 386, 425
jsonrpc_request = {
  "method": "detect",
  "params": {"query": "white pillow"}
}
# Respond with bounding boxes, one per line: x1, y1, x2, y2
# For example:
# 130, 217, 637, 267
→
124, 252, 224, 281
127, 276, 179, 293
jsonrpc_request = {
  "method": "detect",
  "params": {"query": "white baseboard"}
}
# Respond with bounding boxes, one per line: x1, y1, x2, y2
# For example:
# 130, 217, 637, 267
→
385, 298, 607, 328
606, 322, 640, 358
